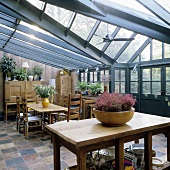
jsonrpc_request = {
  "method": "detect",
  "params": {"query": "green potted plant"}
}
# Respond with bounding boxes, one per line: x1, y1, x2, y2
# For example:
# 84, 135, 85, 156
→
88, 82, 102, 95
14, 68, 27, 81
77, 81, 88, 94
0, 55, 17, 80
27, 69, 33, 81
33, 65, 44, 81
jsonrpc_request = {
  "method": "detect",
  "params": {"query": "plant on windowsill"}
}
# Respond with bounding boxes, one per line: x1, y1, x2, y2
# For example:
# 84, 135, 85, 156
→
27, 69, 33, 81
88, 82, 102, 96
77, 81, 88, 94
93, 92, 136, 126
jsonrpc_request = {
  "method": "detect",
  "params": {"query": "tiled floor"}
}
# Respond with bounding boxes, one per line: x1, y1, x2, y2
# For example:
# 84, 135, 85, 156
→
0, 120, 168, 170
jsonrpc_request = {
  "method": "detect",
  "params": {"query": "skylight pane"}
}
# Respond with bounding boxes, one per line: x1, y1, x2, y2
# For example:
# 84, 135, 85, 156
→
154, 0, 170, 13
71, 14, 96, 40
90, 22, 116, 50
117, 34, 147, 63
45, 5, 73, 27
26, 0, 44, 10
105, 28, 133, 58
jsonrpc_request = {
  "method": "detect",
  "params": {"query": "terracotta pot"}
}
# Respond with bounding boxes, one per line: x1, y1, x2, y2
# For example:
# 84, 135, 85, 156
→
42, 98, 50, 108
93, 108, 135, 126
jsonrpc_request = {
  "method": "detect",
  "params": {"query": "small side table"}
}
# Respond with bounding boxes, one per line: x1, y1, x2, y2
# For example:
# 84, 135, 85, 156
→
4, 102, 17, 122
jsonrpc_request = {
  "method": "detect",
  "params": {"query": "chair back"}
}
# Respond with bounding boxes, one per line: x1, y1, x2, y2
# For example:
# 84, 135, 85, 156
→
16, 96, 21, 119
21, 96, 28, 121
66, 93, 82, 122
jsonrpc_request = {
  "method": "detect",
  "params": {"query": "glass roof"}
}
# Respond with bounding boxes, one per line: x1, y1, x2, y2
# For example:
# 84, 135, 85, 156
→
105, 28, 133, 58
154, 0, 170, 13
90, 22, 117, 50
71, 14, 97, 40
117, 34, 148, 63
45, 4, 74, 27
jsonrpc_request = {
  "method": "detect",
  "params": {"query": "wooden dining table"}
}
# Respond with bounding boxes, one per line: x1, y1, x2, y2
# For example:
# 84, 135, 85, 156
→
46, 112, 170, 170
27, 103, 68, 124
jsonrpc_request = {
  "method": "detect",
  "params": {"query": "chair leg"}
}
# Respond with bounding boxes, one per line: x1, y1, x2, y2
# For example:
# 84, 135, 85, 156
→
26, 123, 28, 140
16, 119, 18, 131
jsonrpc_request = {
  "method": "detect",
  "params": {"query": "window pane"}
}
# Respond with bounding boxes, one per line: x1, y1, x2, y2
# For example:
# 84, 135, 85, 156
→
166, 82, 170, 95
121, 82, 125, 93
81, 72, 84, 81
131, 71, 138, 81
141, 44, 150, 61
71, 14, 96, 40
94, 72, 97, 81
165, 43, 170, 58
166, 67, 170, 81
121, 70, 125, 81
152, 68, 161, 81
130, 82, 138, 93
90, 72, 93, 82
152, 40, 162, 60
115, 70, 119, 81
152, 82, 161, 95
143, 69, 150, 81
100, 70, 104, 80
115, 82, 119, 93
85, 73, 87, 82
143, 82, 151, 94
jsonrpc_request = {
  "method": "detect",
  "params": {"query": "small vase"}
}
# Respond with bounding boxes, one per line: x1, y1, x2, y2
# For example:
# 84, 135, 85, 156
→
42, 98, 50, 108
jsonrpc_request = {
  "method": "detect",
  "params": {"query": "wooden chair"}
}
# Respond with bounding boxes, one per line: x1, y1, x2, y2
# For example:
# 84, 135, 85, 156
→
57, 93, 82, 122
16, 96, 33, 133
82, 99, 95, 119
22, 97, 43, 140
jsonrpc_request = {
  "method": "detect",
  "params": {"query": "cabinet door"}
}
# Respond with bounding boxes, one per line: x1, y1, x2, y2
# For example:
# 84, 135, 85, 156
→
5, 81, 25, 102
57, 76, 71, 95
26, 81, 41, 90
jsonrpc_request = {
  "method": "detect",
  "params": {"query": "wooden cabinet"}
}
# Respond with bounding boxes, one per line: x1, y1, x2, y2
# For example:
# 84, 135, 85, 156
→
56, 75, 71, 105
4, 81, 42, 122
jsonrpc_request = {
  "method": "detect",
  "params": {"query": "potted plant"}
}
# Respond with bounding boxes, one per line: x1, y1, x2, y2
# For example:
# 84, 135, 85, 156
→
14, 68, 27, 81
93, 92, 136, 126
34, 84, 56, 108
33, 65, 44, 81
0, 55, 17, 80
77, 81, 88, 94
88, 82, 102, 95
27, 69, 33, 81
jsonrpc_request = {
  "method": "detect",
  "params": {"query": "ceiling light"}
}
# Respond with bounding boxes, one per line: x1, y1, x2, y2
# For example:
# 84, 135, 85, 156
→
85, 67, 88, 73
76, 68, 80, 74
95, 65, 99, 72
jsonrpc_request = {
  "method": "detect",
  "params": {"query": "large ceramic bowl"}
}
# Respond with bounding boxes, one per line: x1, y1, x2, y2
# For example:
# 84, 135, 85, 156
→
93, 108, 135, 126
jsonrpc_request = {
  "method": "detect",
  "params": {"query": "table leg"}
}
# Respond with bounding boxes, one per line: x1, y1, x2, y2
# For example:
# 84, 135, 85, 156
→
5, 103, 7, 122
76, 148, 86, 170
115, 138, 124, 170
53, 134, 61, 170
144, 131, 152, 170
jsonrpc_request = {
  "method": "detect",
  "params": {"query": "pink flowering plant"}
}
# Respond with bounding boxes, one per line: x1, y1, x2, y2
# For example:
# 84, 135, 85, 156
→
94, 92, 136, 112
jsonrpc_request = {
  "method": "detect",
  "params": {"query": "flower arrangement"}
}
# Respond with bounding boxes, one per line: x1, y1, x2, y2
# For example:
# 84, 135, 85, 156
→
94, 92, 136, 112
34, 84, 56, 98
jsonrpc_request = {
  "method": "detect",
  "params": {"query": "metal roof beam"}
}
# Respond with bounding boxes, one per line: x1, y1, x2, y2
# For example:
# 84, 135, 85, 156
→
65, 13, 77, 36
0, 0, 111, 64
136, 0, 170, 26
